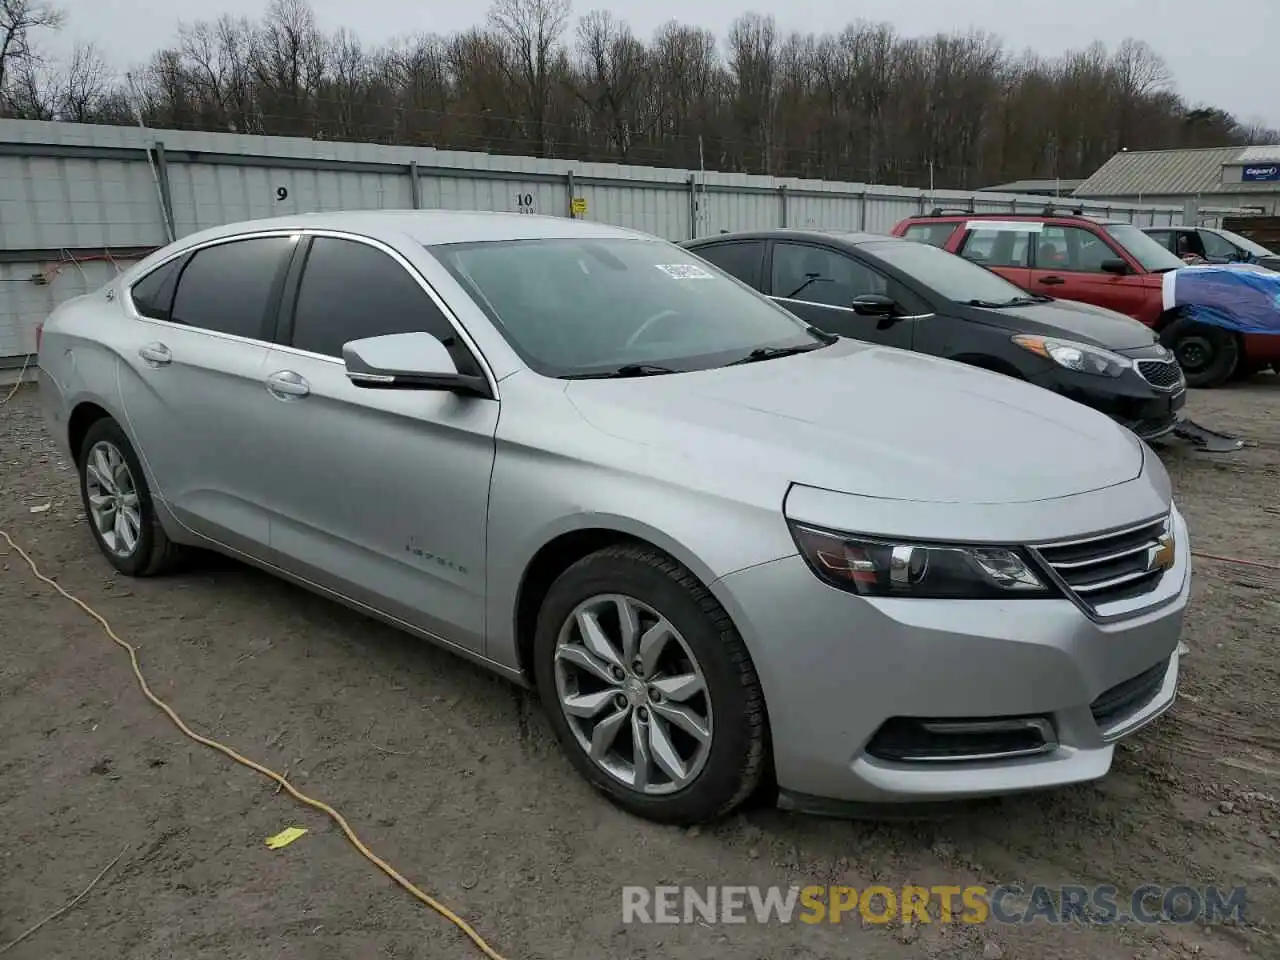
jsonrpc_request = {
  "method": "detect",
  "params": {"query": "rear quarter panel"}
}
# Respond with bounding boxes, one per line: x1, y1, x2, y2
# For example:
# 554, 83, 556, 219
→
37, 288, 132, 461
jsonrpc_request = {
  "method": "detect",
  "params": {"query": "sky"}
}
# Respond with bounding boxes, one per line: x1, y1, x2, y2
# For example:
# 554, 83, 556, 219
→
53, 0, 1280, 129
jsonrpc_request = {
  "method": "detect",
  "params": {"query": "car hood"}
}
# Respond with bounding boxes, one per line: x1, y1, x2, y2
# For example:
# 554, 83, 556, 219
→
565, 339, 1144, 504
972, 298, 1158, 350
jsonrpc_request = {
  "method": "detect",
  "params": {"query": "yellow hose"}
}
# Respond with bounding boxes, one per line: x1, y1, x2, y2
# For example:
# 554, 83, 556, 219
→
0, 530, 509, 960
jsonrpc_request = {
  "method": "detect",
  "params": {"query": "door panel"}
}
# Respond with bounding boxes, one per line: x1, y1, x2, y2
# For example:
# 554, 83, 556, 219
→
767, 241, 918, 348
258, 235, 498, 651
257, 350, 498, 650
1030, 225, 1151, 318
117, 325, 275, 552
116, 235, 298, 554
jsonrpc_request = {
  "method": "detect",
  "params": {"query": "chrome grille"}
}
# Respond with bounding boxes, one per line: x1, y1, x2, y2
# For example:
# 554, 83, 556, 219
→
1033, 515, 1172, 616
1137, 359, 1183, 390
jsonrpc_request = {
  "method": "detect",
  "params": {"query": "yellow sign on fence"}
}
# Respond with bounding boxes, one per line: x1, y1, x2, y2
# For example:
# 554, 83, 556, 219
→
570, 196, 588, 216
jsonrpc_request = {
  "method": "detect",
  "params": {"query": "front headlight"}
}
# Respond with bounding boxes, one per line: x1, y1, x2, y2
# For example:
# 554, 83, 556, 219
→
789, 523, 1055, 599
1012, 334, 1130, 377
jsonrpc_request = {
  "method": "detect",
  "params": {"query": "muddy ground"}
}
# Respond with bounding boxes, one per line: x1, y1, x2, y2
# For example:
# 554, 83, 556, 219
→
1, 378, 1277, 960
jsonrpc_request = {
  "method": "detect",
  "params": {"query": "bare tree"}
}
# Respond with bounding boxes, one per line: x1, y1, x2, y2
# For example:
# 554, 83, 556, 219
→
571, 10, 646, 159
0, 0, 62, 114
487, 0, 570, 156
31, 1, 1270, 191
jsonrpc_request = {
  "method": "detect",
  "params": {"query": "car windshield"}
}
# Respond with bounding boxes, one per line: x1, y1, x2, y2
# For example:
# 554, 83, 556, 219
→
1101, 223, 1186, 272
1216, 229, 1275, 257
859, 238, 1033, 303
430, 237, 824, 377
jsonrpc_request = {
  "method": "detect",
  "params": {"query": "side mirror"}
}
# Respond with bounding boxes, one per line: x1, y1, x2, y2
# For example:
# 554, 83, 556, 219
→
850, 293, 897, 316
1100, 258, 1130, 276
342, 331, 487, 396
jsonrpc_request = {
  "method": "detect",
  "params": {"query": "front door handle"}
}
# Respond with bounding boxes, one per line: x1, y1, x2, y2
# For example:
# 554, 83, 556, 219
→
1038, 275, 1065, 286
266, 370, 310, 400
139, 342, 171, 366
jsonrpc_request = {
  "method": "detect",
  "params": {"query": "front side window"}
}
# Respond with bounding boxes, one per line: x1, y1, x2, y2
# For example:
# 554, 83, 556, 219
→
902, 223, 958, 247
431, 237, 822, 377
1101, 222, 1185, 271
290, 237, 477, 374
771, 243, 887, 306
688, 241, 766, 289
1034, 226, 1122, 273
170, 237, 296, 339
1198, 230, 1239, 259
1214, 228, 1274, 257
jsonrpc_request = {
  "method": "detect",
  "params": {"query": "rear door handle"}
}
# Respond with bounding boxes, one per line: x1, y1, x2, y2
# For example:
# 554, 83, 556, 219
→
139, 342, 171, 366
1038, 276, 1065, 286
266, 370, 310, 400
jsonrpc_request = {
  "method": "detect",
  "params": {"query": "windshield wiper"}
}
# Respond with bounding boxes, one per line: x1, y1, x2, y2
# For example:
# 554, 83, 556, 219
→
727, 343, 825, 366
966, 295, 1046, 308
560, 363, 679, 380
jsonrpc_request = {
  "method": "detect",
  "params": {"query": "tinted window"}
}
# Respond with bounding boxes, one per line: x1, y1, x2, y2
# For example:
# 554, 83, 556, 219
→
689, 241, 765, 288
290, 238, 477, 373
902, 223, 958, 247
432, 238, 821, 377
959, 228, 1030, 268
1199, 230, 1238, 259
771, 243, 887, 306
130, 257, 183, 321
860, 239, 1031, 303
1145, 230, 1173, 252
171, 238, 295, 339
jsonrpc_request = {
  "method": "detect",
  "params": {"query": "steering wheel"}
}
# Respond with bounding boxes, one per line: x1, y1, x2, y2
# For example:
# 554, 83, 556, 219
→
623, 309, 680, 350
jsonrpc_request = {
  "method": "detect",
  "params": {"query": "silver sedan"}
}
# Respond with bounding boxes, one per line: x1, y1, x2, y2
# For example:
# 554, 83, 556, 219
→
36, 211, 1189, 823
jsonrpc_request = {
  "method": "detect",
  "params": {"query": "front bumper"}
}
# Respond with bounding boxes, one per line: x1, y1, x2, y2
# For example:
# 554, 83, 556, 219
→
714, 509, 1190, 806
1028, 365, 1185, 442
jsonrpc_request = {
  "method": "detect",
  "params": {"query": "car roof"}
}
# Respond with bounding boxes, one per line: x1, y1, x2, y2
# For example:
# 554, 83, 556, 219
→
684, 228, 896, 247
168, 209, 654, 249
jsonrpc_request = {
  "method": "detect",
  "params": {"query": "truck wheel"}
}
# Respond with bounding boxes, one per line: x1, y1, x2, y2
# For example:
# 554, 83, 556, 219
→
1160, 317, 1238, 388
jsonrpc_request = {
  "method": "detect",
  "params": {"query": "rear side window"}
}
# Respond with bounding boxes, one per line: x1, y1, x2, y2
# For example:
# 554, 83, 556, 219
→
1145, 230, 1173, 252
689, 241, 766, 289
959, 228, 1030, 268
289, 237, 479, 375
901, 223, 958, 247
170, 237, 295, 340
129, 258, 183, 321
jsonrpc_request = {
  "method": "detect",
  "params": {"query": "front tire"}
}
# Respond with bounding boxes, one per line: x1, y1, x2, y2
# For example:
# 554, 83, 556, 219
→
77, 418, 183, 577
1160, 315, 1239, 388
532, 543, 768, 824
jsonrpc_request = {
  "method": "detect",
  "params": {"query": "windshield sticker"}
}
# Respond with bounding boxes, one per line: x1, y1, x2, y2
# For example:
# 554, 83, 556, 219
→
965, 220, 1044, 233
656, 263, 717, 280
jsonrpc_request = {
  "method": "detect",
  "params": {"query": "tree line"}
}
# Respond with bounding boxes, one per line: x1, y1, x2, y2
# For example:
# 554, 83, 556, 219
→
3, 0, 1277, 190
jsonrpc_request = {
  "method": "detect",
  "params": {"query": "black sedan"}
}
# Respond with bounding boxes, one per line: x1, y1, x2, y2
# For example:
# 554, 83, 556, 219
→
681, 229, 1186, 441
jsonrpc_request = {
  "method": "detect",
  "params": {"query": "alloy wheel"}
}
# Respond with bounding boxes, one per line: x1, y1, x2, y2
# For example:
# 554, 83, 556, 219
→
553, 593, 713, 795
84, 440, 142, 558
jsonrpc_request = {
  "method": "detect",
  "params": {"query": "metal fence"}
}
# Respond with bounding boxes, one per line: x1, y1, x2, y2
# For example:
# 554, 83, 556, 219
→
0, 119, 1189, 367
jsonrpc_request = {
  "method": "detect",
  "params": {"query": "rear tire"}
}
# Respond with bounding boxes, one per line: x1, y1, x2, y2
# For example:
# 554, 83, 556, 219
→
1160, 316, 1238, 388
77, 418, 183, 577
532, 543, 767, 824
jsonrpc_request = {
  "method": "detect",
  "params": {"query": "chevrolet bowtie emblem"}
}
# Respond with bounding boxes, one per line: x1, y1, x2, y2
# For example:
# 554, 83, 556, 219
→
1148, 529, 1176, 572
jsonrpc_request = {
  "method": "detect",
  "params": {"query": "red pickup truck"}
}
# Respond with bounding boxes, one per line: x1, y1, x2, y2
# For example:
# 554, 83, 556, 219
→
891, 210, 1280, 387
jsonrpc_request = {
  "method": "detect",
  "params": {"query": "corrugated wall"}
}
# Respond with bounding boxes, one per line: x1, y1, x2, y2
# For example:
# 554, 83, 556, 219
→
0, 119, 1187, 365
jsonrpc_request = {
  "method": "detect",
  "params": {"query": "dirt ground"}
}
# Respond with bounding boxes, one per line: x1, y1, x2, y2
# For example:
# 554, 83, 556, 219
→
1, 377, 1278, 960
